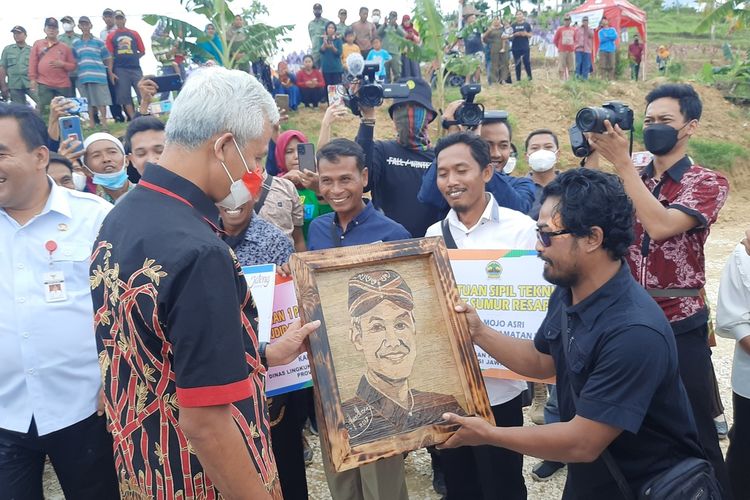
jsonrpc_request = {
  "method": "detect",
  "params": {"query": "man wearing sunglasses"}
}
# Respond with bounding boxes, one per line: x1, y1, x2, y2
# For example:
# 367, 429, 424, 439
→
438, 168, 708, 498
425, 132, 536, 500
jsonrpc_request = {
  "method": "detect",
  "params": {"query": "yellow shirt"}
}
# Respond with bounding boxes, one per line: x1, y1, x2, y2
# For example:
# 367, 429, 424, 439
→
341, 42, 361, 70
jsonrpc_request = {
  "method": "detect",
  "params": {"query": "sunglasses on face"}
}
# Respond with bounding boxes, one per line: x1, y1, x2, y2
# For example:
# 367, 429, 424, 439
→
536, 228, 572, 247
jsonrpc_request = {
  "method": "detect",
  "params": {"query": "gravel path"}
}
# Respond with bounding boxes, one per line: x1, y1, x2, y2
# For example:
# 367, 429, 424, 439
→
42, 196, 744, 499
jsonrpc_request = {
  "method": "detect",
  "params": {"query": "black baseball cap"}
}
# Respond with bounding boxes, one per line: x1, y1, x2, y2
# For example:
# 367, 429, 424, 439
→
45, 17, 59, 28
388, 78, 437, 123
103, 8, 114, 15
11, 26, 26, 34
60, 16, 74, 24
79, 16, 92, 24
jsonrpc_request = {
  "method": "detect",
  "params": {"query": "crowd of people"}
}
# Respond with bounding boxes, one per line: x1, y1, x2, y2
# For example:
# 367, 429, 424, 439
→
0, 4, 746, 500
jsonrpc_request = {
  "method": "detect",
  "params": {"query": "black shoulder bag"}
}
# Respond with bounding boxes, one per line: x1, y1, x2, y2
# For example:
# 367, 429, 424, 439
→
252, 174, 274, 215
560, 314, 723, 500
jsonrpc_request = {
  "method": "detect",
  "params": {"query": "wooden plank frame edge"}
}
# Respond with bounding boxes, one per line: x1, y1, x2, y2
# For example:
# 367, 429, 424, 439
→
288, 237, 494, 472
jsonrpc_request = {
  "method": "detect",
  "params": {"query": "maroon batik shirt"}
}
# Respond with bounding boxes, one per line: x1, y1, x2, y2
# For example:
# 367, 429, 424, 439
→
625, 156, 729, 334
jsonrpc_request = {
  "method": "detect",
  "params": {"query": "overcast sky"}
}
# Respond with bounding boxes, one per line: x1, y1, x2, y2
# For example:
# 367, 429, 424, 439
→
2, 0, 465, 73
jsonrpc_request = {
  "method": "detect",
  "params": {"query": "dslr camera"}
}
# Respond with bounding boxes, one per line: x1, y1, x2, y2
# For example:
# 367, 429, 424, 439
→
343, 54, 409, 116
575, 101, 633, 134
570, 101, 634, 158
455, 84, 485, 127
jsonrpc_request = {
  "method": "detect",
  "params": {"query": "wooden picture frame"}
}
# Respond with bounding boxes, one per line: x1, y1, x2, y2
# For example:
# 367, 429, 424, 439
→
289, 237, 495, 472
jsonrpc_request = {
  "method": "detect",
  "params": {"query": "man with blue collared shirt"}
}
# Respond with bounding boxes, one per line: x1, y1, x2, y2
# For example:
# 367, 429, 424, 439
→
425, 132, 535, 500
0, 104, 118, 498
307, 138, 410, 500
308, 138, 410, 251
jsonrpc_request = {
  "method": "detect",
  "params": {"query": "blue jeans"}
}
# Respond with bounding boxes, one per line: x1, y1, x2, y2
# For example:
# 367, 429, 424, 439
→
575, 51, 591, 80
544, 385, 560, 424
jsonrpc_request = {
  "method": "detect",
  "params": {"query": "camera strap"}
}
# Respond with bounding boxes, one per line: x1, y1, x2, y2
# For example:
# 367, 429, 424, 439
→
441, 219, 458, 250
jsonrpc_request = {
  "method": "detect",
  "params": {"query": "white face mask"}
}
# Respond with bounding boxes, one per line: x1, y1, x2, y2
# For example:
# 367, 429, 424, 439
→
502, 157, 517, 174
62, 23, 74, 32
372, 15, 381, 23
528, 149, 557, 173
72, 171, 87, 191
216, 137, 253, 210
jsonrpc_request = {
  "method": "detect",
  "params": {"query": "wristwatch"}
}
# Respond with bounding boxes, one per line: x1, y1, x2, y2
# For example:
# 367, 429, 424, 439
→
258, 341, 269, 369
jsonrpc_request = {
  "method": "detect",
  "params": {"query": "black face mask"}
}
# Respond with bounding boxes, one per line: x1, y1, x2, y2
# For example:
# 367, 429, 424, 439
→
643, 122, 688, 156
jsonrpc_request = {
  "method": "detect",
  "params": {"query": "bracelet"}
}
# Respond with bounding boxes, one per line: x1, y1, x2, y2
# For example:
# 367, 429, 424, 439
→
360, 117, 376, 126
258, 341, 269, 369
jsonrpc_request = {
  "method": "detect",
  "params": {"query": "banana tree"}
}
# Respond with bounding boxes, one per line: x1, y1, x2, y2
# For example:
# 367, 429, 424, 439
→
143, 0, 292, 69
696, 0, 750, 35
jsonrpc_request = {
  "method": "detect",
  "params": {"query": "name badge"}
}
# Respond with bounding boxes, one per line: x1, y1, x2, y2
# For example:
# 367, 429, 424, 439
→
44, 271, 68, 302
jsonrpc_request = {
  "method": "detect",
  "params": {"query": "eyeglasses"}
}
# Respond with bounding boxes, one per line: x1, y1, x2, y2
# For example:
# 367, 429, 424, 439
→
536, 228, 572, 247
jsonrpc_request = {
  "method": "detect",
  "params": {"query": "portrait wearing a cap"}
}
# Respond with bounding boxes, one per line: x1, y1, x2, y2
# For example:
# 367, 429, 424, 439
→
339, 269, 465, 446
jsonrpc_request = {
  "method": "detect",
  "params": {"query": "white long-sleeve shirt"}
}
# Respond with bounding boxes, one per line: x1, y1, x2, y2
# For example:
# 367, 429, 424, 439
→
716, 242, 750, 399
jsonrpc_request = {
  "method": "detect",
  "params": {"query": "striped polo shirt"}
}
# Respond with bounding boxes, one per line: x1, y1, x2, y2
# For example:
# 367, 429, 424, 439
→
72, 36, 110, 85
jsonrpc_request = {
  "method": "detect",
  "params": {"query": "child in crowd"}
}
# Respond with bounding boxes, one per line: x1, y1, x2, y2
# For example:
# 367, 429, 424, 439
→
365, 37, 391, 81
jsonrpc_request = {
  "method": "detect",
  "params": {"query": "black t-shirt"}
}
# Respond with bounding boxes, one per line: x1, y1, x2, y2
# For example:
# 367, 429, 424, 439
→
511, 21, 532, 51
464, 29, 484, 55
534, 264, 703, 499
356, 123, 441, 238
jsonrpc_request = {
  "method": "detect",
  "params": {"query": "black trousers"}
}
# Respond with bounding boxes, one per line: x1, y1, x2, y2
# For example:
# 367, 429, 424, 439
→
0, 413, 119, 500
675, 324, 733, 499
106, 76, 124, 122
441, 394, 527, 500
271, 390, 310, 500
727, 392, 750, 500
512, 48, 532, 81
323, 71, 342, 89
299, 87, 325, 107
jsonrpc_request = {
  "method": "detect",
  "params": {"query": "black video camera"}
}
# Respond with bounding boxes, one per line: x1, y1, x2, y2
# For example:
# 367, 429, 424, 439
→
575, 101, 633, 134
455, 84, 485, 128
343, 61, 410, 116
569, 125, 591, 158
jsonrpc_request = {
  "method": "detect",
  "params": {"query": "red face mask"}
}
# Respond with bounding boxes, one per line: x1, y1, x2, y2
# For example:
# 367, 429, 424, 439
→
242, 169, 263, 199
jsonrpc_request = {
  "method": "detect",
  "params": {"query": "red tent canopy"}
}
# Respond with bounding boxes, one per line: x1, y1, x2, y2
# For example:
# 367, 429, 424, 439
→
569, 0, 648, 72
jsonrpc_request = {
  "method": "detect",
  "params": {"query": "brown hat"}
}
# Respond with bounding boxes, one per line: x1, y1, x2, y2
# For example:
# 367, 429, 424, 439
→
462, 5, 480, 17
10, 25, 26, 34
60, 16, 74, 24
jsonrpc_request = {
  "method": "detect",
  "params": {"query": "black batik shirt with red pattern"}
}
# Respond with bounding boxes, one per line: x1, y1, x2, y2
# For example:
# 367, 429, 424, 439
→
90, 163, 280, 499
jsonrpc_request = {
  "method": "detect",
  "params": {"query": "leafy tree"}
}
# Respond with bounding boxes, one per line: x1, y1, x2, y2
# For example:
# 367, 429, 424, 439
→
696, 0, 750, 35
143, 0, 292, 69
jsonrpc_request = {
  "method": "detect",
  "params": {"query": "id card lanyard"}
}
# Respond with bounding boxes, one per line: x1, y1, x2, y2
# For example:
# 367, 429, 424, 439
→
43, 240, 67, 302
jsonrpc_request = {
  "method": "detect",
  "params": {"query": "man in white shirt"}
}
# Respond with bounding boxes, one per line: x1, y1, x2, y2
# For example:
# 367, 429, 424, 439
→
425, 132, 535, 499
0, 104, 118, 499
716, 229, 750, 500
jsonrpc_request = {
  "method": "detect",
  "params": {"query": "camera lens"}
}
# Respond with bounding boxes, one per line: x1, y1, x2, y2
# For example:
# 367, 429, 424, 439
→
576, 107, 611, 133
359, 84, 384, 108
457, 103, 484, 127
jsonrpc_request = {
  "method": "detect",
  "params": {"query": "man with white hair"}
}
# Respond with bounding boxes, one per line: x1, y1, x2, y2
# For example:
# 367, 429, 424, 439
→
81, 133, 133, 204
90, 67, 319, 499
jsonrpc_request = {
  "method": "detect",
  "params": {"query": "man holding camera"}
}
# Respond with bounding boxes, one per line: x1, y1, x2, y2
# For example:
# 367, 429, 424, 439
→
589, 83, 732, 497
418, 94, 535, 217
355, 77, 441, 238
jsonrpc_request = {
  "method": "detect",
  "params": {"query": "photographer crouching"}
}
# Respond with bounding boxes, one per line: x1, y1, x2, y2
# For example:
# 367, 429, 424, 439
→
585, 83, 732, 498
